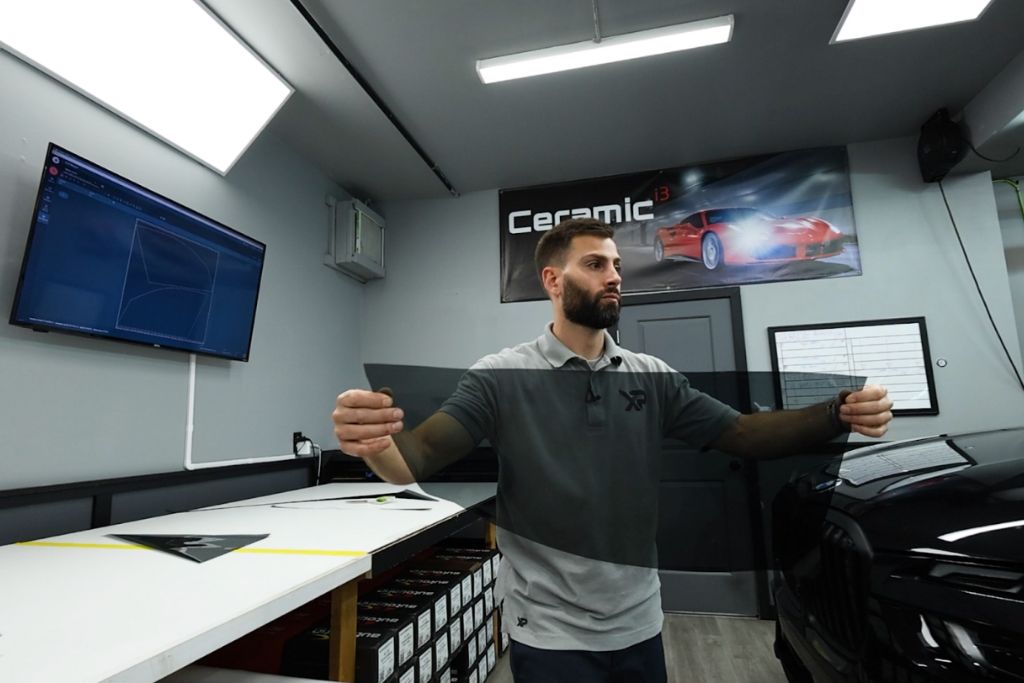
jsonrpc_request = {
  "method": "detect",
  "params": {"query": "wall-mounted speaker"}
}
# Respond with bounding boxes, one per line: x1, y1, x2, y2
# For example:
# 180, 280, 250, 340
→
917, 108, 968, 183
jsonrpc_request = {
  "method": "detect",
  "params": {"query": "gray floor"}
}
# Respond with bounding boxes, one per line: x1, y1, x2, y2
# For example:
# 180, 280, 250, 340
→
490, 614, 787, 683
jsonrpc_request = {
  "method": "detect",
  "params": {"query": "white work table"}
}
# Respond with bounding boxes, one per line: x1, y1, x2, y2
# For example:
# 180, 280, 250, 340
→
0, 481, 497, 683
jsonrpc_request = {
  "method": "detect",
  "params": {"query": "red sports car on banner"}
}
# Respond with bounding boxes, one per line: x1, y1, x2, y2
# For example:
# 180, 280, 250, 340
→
653, 208, 845, 270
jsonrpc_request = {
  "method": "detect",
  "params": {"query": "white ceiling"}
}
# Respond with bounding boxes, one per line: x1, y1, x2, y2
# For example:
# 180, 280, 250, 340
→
208, 0, 1024, 201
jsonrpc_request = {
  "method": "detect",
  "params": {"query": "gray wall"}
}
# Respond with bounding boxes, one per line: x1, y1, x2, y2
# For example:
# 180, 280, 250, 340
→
4, 42, 1022, 492
366, 138, 1024, 442
364, 190, 550, 369
994, 176, 1024, 364
0, 52, 365, 488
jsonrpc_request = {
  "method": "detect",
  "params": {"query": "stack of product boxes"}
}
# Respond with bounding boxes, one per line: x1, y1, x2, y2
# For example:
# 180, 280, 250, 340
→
283, 540, 505, 683
410, 541, 503, 683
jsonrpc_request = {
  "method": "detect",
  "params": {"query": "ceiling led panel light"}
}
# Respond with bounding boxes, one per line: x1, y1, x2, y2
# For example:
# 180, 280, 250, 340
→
477, 15, 734, 84
832, 0, 994, 43
0, 1, 293, 174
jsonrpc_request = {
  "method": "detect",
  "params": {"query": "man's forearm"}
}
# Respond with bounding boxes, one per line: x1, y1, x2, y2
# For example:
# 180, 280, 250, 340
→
361, 412, 476, 484
713, 398, 846, 459
361, 438, 417, 484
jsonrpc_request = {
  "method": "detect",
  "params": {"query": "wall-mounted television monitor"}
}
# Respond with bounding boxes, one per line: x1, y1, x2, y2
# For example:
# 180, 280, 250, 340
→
9, 143, 266, 361
768, 316, 938, 416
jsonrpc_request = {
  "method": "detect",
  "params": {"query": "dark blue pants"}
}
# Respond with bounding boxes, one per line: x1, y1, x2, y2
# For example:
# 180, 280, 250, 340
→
509, 633, 668, 682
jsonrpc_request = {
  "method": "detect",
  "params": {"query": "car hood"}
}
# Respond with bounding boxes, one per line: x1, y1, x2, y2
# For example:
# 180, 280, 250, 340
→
773, 217, 821, 229
726, 217, 832, 236
821, 429, 1024, 564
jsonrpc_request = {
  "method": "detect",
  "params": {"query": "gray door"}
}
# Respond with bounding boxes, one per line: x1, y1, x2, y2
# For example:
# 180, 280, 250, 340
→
617, 293, 760, 616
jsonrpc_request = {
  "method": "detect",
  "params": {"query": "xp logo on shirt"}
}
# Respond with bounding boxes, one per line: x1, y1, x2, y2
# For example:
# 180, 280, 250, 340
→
619, 389, 647, 411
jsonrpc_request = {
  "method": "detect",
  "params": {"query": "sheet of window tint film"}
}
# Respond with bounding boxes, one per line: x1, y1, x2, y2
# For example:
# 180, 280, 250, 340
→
835, 441, 968, 486
773, 322, 932, 411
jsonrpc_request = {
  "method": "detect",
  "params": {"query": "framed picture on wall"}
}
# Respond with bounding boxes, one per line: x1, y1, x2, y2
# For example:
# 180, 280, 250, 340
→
499, 146, 861, 303
768, 316, 938, 416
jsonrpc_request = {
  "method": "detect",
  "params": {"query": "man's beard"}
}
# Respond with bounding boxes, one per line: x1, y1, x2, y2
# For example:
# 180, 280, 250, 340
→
562, 274, 620, 329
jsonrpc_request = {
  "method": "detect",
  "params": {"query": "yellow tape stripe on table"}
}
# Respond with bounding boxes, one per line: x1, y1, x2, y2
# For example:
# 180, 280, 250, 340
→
17, 541, 365, 557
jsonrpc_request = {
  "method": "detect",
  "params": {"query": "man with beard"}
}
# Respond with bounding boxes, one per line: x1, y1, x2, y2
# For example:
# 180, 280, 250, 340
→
332, 218, 893, 682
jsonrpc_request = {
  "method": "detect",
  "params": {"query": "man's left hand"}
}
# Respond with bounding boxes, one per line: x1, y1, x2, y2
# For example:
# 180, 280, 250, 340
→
840, 384, 893, 437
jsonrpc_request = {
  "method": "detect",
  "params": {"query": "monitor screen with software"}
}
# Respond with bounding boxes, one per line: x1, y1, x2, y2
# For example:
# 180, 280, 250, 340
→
9, 143, 266, 361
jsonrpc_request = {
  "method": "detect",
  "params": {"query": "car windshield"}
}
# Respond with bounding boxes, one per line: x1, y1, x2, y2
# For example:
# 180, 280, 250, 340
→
706, 208, 775, 224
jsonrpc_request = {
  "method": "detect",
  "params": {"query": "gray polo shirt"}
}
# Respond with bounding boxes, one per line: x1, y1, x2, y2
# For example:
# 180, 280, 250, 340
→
439, 323, 740, 651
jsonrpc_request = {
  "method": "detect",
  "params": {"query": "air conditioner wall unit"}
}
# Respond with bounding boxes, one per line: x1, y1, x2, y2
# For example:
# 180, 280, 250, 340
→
324, 197, 385, 282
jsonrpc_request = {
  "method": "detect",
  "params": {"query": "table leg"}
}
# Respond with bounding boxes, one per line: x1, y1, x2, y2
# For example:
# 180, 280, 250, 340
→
329, 580, 358, 682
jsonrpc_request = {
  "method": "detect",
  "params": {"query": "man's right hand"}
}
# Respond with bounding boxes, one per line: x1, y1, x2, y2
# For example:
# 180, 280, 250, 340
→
332, 389, 404, 458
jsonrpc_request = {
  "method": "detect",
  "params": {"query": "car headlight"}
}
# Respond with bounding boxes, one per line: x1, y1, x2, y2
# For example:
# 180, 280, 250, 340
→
888, 553, 1024, 594
926, 562, 1023, 593
879, 601, 1024, 680
924, 614, 1024, 679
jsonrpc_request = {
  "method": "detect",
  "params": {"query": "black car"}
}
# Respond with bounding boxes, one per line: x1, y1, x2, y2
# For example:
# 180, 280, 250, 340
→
772, 428, 1024, 682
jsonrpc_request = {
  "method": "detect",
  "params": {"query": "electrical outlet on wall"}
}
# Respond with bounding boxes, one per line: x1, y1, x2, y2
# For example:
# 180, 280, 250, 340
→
292, 431, 312, 456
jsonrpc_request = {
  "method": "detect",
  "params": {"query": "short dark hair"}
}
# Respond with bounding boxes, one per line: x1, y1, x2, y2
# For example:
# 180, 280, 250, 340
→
534, 218, 615, 279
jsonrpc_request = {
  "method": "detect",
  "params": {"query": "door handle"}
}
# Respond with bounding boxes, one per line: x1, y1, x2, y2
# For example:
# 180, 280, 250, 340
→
728, 459, 742, 472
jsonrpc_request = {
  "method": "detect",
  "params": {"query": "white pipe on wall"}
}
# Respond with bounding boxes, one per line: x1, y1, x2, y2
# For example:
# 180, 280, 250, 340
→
183, 353, 295, 470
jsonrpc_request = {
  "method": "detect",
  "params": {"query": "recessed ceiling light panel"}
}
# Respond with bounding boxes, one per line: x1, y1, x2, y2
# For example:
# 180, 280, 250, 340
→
0, 0, 293, 174
832, 0, 995, 43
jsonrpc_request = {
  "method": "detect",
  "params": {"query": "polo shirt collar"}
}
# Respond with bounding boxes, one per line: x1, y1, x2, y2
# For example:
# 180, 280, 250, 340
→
539, 323, 624, 369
